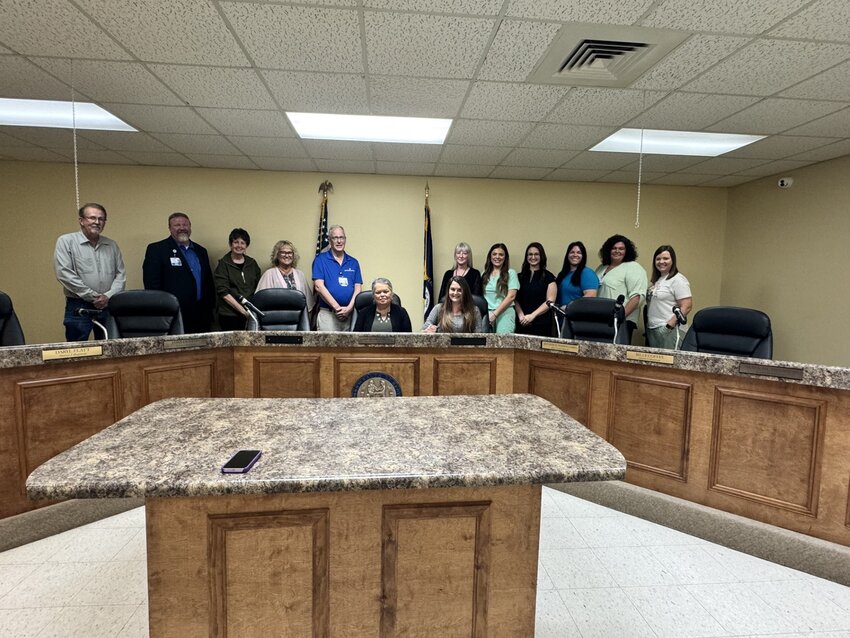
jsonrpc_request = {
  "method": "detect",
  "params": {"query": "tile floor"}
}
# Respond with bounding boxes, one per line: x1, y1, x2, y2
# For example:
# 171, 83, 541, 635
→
1, 487, 849, 637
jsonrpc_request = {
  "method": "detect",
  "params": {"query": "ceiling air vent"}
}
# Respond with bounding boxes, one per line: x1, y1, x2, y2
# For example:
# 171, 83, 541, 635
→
529, 24, 688, 88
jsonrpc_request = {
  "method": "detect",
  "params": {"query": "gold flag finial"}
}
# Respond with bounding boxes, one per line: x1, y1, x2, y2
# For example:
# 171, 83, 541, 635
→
425, 181, 430, 203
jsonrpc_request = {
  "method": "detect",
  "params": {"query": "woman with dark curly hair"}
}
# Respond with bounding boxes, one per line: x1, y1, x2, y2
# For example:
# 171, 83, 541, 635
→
595, 234, 647, 342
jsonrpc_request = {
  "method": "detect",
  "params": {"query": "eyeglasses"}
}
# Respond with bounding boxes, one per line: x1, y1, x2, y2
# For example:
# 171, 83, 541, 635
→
83, 216, 105, 222
278, 251, 294, 256
330, 236, 346, 241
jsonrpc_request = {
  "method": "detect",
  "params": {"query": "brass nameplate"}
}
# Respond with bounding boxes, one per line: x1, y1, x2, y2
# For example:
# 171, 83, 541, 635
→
42, 345, 103, 361
626, 350, 675, 365
739, 363, 804, 380
541, 341, 579, 354
162, 338, 208, 350
358, 335, 395, 346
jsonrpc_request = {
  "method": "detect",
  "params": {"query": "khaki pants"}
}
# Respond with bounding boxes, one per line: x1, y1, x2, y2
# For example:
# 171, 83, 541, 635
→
317, 307, 352, 332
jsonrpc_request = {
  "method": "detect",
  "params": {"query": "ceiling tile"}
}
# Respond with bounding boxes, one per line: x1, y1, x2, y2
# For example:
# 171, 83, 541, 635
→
221, 3, 362, 72
374, 161, 435, 175
369, 76, 469, 117
632, 35, 749, 91
769, 0, 850, 42
544, 168, 614, 181
0, 146, 68, 162
31, 59, 182, 105
434, 163, 494, 177
702, 175, 759, 187
490, 166, 551, 179
547, 89, 666, 126
0, 130, 36, 147
76, 149, 138, 164
0, 0, 131, 59
500, 148, 577, 168
372, 144, 442, 162
447, 120, 535, 146
506, 0, 655, 24
477, 20, 561, 82
252, 157, 317, 172
596, 170, 666, 183
185, 154, 257, 170
561, 151, 635, 171
620, 154, 707, 171
77, 131, 173, 153
364, 0, 502, 13
150, 133, 241, 155
779, 61, 850, 102
722, 135, 836, 159
679, 156, 770, 175
648, 173, 719, 186
461, 82, 567, 121
195, 109, 294, 137
263, 71, 369, 114
303, 140, 375, 160
313, 159, 376, 174
100, 104, 217, 134
629, 92, 760, 129
0, 55, 75, 100
683, 40, 850, 96
641, 0, 810, 34
783, 107, 850, 136
364, 12, 494, 79
119, 151, 199, 167
439, 145, 511, 164
228, 137, 307, 158
75, 0, 249, 66
735, 159, 811, 176
521, 123, 616, 150
707, 98, 846, 134
0, 126, 103, 150
789, 138, 850, 162
148, 65, 275, 109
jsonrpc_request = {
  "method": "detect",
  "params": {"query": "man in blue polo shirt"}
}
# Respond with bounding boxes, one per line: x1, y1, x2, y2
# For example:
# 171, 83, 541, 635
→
312, 224, 362, 331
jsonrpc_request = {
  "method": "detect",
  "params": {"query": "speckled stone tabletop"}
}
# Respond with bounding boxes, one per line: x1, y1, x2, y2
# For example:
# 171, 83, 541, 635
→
26, 394, 626, 500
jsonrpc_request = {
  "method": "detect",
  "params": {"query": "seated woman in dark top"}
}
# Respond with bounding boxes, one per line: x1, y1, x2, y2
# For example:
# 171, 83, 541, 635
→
353, 277, 412, 333
437, 242, 482, 299
423, 276, 485, 333
516, 242, 557, 337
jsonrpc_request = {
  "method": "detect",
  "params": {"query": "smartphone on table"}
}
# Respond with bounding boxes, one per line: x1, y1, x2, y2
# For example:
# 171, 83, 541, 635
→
221, 450, 262, 474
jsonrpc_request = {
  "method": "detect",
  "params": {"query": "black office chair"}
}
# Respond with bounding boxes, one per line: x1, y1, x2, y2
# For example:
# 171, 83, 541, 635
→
679, 306, 772, 359
251, 288, 310, 331
0, 291, 26, 346
105, 290, 184, 338
471, 295, 491, 333
349, 291, 401, 331
560, 297, 629, 345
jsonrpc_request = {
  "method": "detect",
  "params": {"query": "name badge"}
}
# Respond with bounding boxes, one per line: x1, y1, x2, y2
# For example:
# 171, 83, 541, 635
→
338, 276, 349, 287
170, 257, 182, 266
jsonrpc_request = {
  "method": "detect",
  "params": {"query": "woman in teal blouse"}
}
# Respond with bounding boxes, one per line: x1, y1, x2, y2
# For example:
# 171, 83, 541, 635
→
482, 243, 519, 333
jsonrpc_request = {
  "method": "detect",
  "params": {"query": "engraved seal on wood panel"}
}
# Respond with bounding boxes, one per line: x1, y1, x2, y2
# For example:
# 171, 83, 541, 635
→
352, 372, 402, 397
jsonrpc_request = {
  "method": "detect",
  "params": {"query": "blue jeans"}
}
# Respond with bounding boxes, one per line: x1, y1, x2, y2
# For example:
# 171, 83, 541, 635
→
63, 298, 109, 341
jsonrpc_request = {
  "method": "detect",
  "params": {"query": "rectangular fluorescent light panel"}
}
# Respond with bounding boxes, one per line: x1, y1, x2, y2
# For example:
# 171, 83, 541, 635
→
287, 112, 451, 144
0, 98, 136, 131
590, 128, 764, 156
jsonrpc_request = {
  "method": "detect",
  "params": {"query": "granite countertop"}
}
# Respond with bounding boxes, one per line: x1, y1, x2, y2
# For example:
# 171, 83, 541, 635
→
26, 394, 626, 500
3, 330, 848, 390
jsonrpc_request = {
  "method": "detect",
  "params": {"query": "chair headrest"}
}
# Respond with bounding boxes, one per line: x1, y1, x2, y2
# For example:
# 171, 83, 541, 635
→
252, 288, 307, 311
0, 291, 14, 318
687, 306, 772, 358
109, 290, 181, 316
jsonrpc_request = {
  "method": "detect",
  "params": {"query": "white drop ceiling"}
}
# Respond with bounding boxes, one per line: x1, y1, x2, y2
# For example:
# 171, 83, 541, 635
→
0, 0, 848, 186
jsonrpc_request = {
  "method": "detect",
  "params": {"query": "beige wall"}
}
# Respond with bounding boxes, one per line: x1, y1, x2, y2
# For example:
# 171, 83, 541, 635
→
722, 155, 850, 366
2, 160, 728, 345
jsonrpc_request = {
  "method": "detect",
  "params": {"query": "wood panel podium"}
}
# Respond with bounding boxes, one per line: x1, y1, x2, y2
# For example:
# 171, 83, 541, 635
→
27, 394, 626, 637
